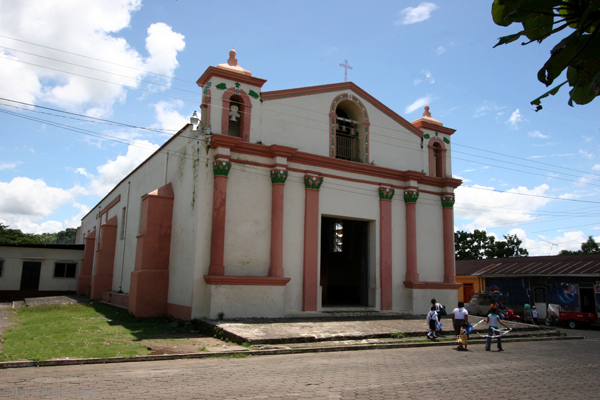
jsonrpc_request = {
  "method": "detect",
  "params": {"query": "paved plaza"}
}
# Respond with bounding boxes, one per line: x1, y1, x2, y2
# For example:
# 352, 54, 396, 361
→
2, 337, 599, 399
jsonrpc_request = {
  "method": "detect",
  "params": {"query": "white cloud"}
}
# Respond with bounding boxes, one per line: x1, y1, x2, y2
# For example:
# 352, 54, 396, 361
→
593, 164, 600, 171
455, 183, 552, 230
473, 101, 505, 118
579, 149, 594, 159
507, 109, 523, 129
143, 23, 186, 87
0, 161, 19, 170
436, 46, 446, 55
528, 130, 548, 139
86, 140, 160, 197
0, 177, 75, 217
0, 177, 85, 233
405, 96, 432, 114
0, 0, 185, 118
396, 3, 438, 25
414, 70, 435, 86
64, 202, 90, 229
152, 100, 188, 132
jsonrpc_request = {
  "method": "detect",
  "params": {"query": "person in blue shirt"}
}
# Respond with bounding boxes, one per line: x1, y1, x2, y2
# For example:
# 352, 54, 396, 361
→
484, 307, 510, 352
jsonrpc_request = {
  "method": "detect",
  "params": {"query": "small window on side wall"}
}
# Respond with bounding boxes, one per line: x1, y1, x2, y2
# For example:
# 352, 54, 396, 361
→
54, 261, 77, 278
0, 258, 4, 277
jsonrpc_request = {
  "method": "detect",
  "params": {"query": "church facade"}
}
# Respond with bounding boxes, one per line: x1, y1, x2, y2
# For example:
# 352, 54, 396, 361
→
77, 51, 461, 320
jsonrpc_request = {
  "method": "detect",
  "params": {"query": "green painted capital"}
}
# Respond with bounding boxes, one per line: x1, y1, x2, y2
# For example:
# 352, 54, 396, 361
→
270, 169, 288, 184
403, 191, 419, 203
379, 187, 395, 200
304, 175, 323, 190
441, 196, 455, 208
212, 160, 232, 176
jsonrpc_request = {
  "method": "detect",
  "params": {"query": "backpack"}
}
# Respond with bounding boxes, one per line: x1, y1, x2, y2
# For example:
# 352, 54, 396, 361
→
438, 304, 447, 316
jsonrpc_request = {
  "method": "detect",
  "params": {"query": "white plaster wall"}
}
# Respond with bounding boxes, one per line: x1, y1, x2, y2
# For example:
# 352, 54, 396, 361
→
391, 198, 411, 312
258, 95, 331, 156
0, 247, 83, 291
366, 107, 424, 171
415, 191, 445, 282
281, 170, 307, 313
165, 136, 206, 308
208, 285, 286, 319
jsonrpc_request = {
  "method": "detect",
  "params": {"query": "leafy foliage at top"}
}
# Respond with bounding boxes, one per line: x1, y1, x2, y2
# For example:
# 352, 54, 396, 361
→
455, 229, 529, 260
492, 0, 600, 110
558, 235, 600, 254
0, 223, 77, 244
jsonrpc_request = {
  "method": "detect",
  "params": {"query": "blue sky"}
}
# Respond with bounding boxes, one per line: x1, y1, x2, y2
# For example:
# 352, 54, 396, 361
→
0, 0, 598, 255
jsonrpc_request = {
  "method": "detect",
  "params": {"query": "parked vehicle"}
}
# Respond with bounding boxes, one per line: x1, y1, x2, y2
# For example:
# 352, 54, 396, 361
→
502, 308, 521, 322
545, 303, 598, 329
465, 291, 505, 316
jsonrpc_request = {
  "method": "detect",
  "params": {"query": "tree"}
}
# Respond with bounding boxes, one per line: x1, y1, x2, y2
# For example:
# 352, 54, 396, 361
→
492, 233, 530, 258
0, 223, 77, 245
492, 0, 600, 110
559, 235, 600, 255
455, 230, 529, 260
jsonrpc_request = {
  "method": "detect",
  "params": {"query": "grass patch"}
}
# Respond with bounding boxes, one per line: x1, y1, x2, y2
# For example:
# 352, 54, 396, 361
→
0, 302, 189, 362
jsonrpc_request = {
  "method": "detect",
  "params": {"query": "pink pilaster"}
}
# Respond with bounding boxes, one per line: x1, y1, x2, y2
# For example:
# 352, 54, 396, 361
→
209, 161, 231, 276
302, 175, 323, 311
76, 230, 96, 296
404, 191, 419, 284
129, 183, 174, 318
442, 196, 456, 283
269, 169, 287, 277
90, 216, 118, 300
379, 187, 394, 310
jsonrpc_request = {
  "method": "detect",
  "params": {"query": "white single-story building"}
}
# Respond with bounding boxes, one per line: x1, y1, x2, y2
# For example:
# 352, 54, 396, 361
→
77, 50, 462, 320
0, 244, 84, 301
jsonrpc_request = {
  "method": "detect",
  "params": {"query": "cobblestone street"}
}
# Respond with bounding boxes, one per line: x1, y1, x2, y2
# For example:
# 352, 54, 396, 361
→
2, 337, 599, 399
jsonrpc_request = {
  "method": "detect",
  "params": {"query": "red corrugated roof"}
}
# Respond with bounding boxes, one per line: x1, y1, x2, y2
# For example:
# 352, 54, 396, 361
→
456, 254, 600, 277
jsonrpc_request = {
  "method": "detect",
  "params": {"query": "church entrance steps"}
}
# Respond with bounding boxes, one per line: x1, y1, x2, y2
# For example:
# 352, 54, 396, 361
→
207, 316, 573, 346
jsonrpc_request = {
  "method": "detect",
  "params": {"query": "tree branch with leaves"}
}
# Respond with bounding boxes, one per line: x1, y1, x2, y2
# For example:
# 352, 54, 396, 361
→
492, 0, 600, 110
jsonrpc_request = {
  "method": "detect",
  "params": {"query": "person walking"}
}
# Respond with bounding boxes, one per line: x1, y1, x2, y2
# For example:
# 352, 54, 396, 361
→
484, 307, 510, 352
426, 306, 440, 339
451, 302, 469, 337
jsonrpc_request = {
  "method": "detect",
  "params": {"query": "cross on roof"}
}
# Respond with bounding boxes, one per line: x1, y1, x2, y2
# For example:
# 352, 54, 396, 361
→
339, 59, 353, 82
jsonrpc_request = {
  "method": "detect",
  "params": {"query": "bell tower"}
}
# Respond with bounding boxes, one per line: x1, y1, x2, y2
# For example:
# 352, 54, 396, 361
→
196, 49, 267, 142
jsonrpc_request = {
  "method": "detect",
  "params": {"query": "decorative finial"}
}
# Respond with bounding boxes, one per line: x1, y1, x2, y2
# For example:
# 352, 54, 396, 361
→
423, 105, 432, 118
217, 48, 252, 76
227, 49, 237, 66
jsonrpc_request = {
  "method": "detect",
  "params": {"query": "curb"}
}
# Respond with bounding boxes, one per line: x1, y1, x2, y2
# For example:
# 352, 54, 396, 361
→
0, 335, 583, 370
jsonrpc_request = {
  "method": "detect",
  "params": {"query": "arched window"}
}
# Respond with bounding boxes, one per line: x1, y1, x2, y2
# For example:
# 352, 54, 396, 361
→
221, 88, 252, 141
227, 94, 243, 137
329, 95, 369, 163
428, 138, 446, 178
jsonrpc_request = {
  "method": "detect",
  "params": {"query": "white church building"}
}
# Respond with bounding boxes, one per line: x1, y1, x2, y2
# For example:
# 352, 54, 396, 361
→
77, 50, 461, 320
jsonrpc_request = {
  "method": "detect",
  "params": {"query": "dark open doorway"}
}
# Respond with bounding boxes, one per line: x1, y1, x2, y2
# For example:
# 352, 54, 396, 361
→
321, 217, 369, 306
20, 261, 42, 290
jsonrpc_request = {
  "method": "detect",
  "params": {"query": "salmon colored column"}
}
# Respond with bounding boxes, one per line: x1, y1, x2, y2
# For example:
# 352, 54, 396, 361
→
442, 195, 457, 283
403, 191, 419, 284
129, 183, 174, 318
269, 169, 288, 277
379, 187, 395, 310
90, 216, 118, 300
302, 175, 323, 311
76, 230, 96, 296
208, 160, 231, 276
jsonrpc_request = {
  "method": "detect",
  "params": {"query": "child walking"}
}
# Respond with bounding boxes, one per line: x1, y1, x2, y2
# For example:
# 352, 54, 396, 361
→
485, 307, 510, 351
426, 306, 440, 339
456, 323, 469, 351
